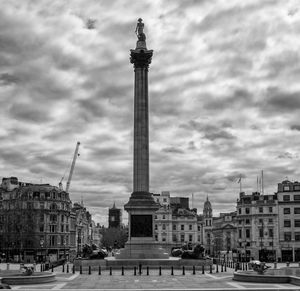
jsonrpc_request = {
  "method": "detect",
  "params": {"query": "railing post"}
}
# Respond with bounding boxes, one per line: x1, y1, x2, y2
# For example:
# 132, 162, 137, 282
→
171, 266, 174, 275
88, 266, 91, 275
139, 264, 142, 275
52, 265, 54, 272
72, 265, 75, 274
67, 264, 69, 273
121, 266, 124, 276
193, 266, 196, 275
182, 266, 185, 275
62, 264, 65, 272
98, 266, 101, 275
159, 266, 162, 276
202, 265, 205, 274
80, 265, 82, 274
147, 266, 149, 276
209, 264, 212, 274
134, 266, 136, 276
109, 267, 112, 275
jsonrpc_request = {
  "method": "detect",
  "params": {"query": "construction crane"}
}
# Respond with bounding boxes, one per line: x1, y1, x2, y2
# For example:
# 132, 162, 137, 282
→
65, 141, 81, 193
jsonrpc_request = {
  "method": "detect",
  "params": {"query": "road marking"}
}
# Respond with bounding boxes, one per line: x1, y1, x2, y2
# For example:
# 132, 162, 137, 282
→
205, 273, 233, 280
53, 282, 67, 289
227, 281, 246, 289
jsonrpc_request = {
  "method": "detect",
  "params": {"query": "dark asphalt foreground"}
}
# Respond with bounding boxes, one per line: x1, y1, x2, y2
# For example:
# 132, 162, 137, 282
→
7, 266, 300, 291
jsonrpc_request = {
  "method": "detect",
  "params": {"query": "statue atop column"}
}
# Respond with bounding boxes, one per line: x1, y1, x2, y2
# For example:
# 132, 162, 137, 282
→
135, 18, 146, 41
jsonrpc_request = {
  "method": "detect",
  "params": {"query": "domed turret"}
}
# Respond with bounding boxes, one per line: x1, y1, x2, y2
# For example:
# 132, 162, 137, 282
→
203, 195, 212, 218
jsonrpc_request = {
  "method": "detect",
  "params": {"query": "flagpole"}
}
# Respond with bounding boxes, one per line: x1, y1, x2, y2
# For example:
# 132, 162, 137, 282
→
262, 170, 264, 195
240, 174, 242, 193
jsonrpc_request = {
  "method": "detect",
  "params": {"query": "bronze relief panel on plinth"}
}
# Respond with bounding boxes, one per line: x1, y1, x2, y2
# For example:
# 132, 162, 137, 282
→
131, 214, 152, 237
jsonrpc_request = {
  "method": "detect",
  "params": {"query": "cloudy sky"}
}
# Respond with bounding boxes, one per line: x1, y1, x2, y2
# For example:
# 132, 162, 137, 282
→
1, 0, 300, 226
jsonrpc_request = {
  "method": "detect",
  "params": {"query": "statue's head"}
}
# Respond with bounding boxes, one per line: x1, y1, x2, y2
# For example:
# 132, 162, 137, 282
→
138, 18, 143, 23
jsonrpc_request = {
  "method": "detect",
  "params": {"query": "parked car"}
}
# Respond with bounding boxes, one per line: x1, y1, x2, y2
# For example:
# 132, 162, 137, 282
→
0, 283, 11, 289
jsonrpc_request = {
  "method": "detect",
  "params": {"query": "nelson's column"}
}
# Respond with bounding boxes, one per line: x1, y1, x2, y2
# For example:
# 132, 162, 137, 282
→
116, 19, 168, 259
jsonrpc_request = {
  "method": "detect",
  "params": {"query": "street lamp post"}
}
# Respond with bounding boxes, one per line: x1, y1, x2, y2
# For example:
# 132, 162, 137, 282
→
40, 238, 44, 263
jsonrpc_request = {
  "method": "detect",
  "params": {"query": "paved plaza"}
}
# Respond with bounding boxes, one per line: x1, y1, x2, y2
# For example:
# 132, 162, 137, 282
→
1, 263, 300, 290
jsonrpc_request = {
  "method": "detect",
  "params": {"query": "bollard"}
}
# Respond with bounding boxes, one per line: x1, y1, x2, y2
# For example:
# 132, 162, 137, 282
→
109, 267, 112, 275
159, 266, 162, 276
72, 265, 75, 274
147, 266, 149, 276
52, 265, 54, 272
274, 262, 277, 269
67, 264, 69, 273
134, 266, 137, 276
139, 264, 142, 275
6, 263, 9, 270
202, 265, 205, 274
121, 266, 124, 276
193, 266, 196, 275
209, 264, 212, 274
221, 264, 223, 272
80, 265, 82, 274
182, 266, 185, 276
62, 264, 65, 273
88, 266, 91, 275
98, 266, 101, 275
171, 266, 174, 276
216, 263, 219, 273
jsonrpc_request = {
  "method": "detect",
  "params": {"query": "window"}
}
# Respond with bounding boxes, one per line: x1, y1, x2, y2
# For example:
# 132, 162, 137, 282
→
283, 186, 290, 192
246, 229, 250, 238
283, 195, 290, 201
163, 198, 167, 202
268, 219, 273, 224
294, 195, 300, 201
40, 202, 44, 209
162, 237, 166, 242
245, 219, 250, 224
154, 215, 157, 219
239, 229, 242, 238
189, 225, 192, 230
245, 208, 250, 214
61, 225, 64, 232
269, 207, 273, 213
198, 235, 200, 241
162, 215, 166, 219
198, 226, 200, 231
269, 229, 273, 238
239, 220, 243, 225
49, 236, 56, 246
189, 234, 193, 242
66, 225, 69, 232
155, 235, 158, 241
294, 185, 300, 191
162, 224, 166, 230
284, 220, 291, 227
238, 208, 241, 214
50, 225, 57, 232
27, 202, 33, 209
39, 225, 44, 232
269, 242, 273, 246
155, 224, 158, 230
284, 208, 290, 214
295, 208, 300, 214
39, 214, 44, 222
172, 234, 177, 242
259, 228, 263, 238
181, 225, 184, 231
284, 232, 291, 241
295, 232, 300, 241
50, 203, 57, 210
180, 234, 185, 242
259, 219, 263, 224
50, 214, 57, 222
173, 224, 176, 231
259, 207, 263, 213
61, 215, 64, 222
295, 220, 300, 227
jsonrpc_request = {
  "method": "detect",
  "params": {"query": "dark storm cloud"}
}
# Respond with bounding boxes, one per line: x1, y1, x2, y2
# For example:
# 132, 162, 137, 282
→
9, 103, 52, 123
161, 147, 185, 154
181, 120, 235, 141
262, 87, 300, 114
0, 73, 18, 86
291, 125, 300, 131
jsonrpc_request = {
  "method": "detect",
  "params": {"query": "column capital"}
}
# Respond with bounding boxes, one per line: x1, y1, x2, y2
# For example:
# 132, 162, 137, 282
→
130, 49, 153, 69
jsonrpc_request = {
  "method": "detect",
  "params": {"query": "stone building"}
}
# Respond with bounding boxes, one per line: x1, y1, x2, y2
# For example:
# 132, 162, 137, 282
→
108, 202, 122, 228
236, 191, 278, 262
277, 179, 300, 262
0, 177, 72, 263
0, 177, 95, 263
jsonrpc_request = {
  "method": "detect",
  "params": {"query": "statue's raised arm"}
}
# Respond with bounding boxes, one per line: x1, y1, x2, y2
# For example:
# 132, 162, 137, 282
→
135, 18, 146, 41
